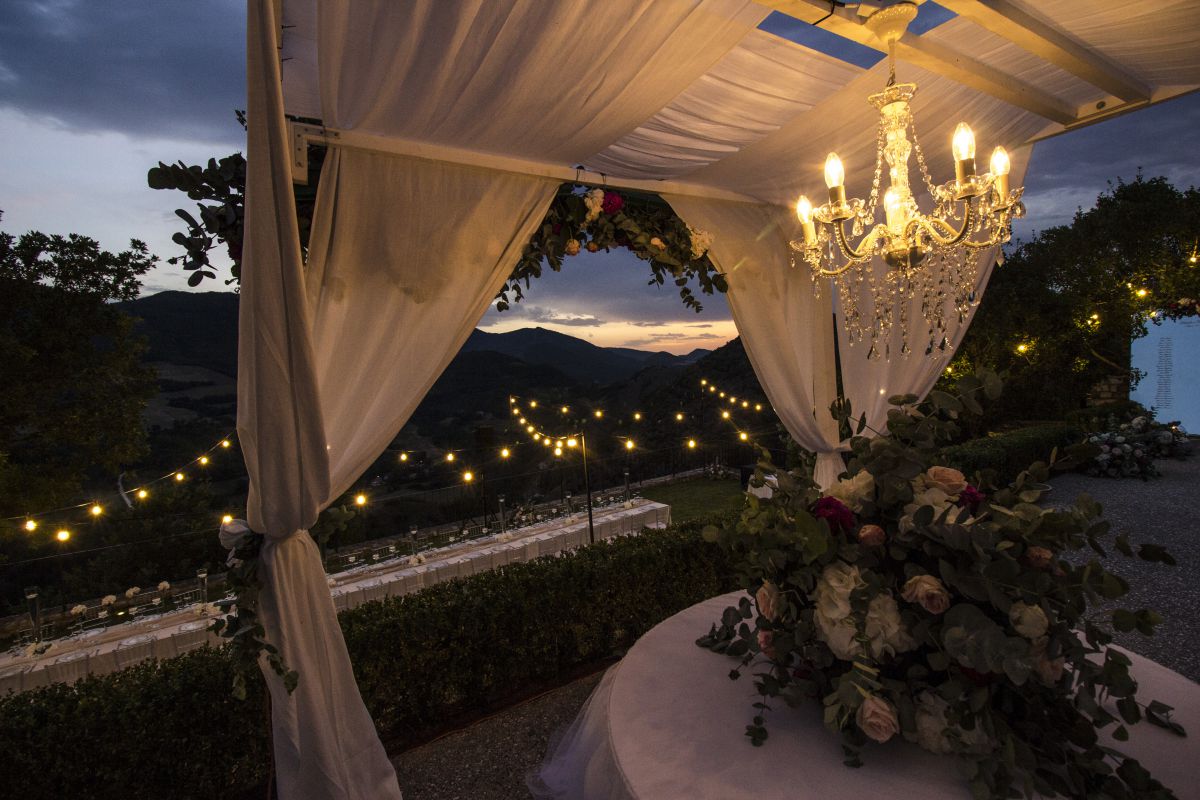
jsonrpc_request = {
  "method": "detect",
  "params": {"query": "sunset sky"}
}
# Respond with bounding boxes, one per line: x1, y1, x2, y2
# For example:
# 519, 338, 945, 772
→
2, 2, 1199, 354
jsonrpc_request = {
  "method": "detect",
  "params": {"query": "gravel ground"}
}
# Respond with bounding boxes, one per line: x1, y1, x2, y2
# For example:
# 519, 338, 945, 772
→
391, 671, 603, 800
389, 456, 1200, 798
1049, 455, 1200, 682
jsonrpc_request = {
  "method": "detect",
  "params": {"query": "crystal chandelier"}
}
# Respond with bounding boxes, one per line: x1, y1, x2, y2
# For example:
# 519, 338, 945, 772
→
790, 2, 1025, 360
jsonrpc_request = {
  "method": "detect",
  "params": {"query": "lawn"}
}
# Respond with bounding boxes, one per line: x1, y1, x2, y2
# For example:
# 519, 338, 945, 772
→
639, 477, 745, 524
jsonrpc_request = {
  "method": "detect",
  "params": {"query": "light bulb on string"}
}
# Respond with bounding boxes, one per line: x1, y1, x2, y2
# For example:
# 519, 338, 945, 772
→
529, 400, 538, 408
741, 401, 749, 409
594, 410, 603, 419
721, 410, 730, 419
526, 425, 535, 433
174, 472, 185, 482
739, 432, 749, 441
755, 404, 762, 412
633, 412, 642, 421
221, 514, 234, 524
567, 438, 578, 448
463, 471, 474, 483
675, 412, 684, 422
687, 439, 697, 449
399, 452, 408, 462
90, 503, 103, 517
136, 489, 149, 500
560, 406, 569, 414
625, 440, 635, 451
56, 529, 70, 542
519, 417, 527, 425
700, 379, 707, 386
500, 448, 510, 459
708, 386, 715, 393
446, 452, 456, 462
24, 519, 37, 532
199, 456, 209, 466
355, 493, 367, 506
554, 447, 563, 456
220, 440, 231, 449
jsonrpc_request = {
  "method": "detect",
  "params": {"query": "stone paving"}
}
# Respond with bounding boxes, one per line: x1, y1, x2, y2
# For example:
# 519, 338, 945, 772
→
390, 455, 1200, 798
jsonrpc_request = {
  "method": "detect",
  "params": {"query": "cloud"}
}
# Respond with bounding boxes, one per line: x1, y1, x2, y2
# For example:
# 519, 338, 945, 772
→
483, 304, 606, 327
0, 1, 246, 146
621, 331, 724, 347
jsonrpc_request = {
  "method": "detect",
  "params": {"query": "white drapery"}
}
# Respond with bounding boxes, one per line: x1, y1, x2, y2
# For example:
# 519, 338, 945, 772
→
663, 196, 846, 487
242, 2, 558, 797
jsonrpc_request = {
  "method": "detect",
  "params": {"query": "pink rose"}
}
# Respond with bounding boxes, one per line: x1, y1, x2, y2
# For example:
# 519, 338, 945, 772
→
756, 581, 782, 621
757, 630, 777, 660
813, 496, 855, 533
601, 191, 624, 215
901, 574, 951, 615
856, 695, 899, 743
857, 524, 886, 547
565, 239, 581, 256
1024, 546, 1053, 569
925, 466, 967, 496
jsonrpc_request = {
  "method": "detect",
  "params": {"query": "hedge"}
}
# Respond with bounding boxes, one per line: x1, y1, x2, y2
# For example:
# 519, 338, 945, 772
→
0, 520, 735, 800
937, 422, 1082, 481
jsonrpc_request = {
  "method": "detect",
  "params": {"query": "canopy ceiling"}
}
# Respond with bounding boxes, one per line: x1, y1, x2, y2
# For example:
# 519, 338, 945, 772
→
277, 0, 1200, 207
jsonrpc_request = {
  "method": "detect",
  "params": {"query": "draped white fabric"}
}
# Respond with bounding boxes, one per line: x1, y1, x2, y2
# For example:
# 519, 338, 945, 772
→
664, 196, 845, 487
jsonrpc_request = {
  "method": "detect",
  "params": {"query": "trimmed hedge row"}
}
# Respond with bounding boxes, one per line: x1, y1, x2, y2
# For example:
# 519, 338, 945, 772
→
0, 521, 735, 800
937, 422, 1082, 481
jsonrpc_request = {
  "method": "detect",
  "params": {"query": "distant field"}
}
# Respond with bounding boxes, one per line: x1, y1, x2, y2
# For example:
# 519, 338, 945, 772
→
639, 477, 745, 524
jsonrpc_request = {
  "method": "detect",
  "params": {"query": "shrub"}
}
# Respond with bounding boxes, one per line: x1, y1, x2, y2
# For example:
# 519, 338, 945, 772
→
0, 521, 735, 800
937, 423, 1082, 482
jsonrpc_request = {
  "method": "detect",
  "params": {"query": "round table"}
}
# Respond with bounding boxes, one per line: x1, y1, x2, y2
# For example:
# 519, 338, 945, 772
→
533, 593, 1200, 800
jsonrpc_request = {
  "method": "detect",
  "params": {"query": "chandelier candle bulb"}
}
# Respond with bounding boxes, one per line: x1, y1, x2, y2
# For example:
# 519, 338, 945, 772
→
796, 196, 816, 244
990, 146, 1010, 202
884, 187, 904, 234
952, 123, 976, 183
824, 154, 847, 208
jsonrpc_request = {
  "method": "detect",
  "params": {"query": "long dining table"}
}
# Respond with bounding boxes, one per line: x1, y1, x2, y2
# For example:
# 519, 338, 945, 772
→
0, 499, 670, 694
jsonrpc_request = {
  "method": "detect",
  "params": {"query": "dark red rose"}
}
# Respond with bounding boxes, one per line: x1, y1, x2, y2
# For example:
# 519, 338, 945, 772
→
601, 191, 624, 215
960, 666, 993, 686
551, 222, 562, 234
813, 496, 855, 533
958, 484, 985, 512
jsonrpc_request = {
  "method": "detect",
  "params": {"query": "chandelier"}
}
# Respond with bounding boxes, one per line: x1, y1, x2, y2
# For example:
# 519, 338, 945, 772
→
790, 2, 1025, 360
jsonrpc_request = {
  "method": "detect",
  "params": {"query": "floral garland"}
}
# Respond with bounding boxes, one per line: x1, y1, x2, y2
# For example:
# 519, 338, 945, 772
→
699, 374, 1184, 800
495, 184, 723, 313
1161, 296, 1200, 320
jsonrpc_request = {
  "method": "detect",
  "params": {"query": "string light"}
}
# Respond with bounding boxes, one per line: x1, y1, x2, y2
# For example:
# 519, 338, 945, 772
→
700, 379, 707, 386
625, 440, 635, 450
719, 391, 726, 398
594, 410, 603, 419
174, 472, 185, 482
755, 404, 762, 412
633, 412, 642, 421
708, 386, 715, 393
199, 456, 209, 466
739, 432, 749, 441
56, 529, 70, 542
355, 493, 368, 506
741, 401, 749, 408
560, 405, 569, 414
567, 438, 578, 448
221, 514, 234, 524
463, 471, 474, 483
543, 437, 552, 447
512, 408, 520, 416
721, 410, 730, 419
399, 452, 408, 462
220, 440, 231, 449
24, 519, 37, 532
533, 433, 542, 442
687, 439, 697, 449
556, 440, 564, 448
1016, 342, 1029, 354
89, 504, 103, 517
500, 448, 510, 459
675, 412, 684, 421
136, 489, 149, 500
446, 453, 456, 462
554, 447, 563, 456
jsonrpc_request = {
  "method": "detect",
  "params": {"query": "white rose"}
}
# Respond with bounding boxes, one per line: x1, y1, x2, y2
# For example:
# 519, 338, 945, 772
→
815, 612, 863, 660
906, 691, 991, 755
864, 593, 916, 658
1009, 601, 1049, 639
583, 188, 605, 222
687, 225, 713, 259
813, 562, 864, 622
70, 604, 87, 616
157, 581, 170, 592
825, 470, 875, 512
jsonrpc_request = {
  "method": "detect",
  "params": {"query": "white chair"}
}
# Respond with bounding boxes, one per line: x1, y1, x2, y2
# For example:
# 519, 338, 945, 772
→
114, 635, 156, 670
171, 619, 212, 655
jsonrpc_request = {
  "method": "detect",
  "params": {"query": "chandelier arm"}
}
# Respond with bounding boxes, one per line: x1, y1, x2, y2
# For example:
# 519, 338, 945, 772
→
832, 218, 877, 262
906, 202, 975, 248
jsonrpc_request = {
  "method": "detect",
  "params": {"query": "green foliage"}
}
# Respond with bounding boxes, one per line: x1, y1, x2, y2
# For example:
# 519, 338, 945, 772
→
0, 524, 733, 800
700, 375, 1183, 800
0, 219, 158, 516
937, 423, 1082, 483
943, 176, 1200, 423
498, 184, 725, 313
638, 477, 746, 523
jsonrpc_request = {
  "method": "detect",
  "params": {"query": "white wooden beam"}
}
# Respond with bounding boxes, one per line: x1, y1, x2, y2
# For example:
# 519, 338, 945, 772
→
758, 0, 1077, 124
1027, 85, 1199, 144
288, 123, 769, 204
936, 0, 1151, 102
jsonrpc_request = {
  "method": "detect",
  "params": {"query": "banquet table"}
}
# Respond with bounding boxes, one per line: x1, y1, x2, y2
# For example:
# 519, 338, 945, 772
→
0, 499, 670, 694
533, 592, 1200, 800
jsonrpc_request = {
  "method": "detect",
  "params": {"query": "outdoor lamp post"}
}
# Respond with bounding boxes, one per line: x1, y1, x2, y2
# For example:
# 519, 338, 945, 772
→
196, 568, 208, 609
497, 495, 507, 536
623, 468, 631, 505
24, 586, 40, 643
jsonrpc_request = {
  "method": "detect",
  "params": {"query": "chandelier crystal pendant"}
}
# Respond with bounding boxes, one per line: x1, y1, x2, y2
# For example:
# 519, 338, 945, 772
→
790, 2, 1025, 360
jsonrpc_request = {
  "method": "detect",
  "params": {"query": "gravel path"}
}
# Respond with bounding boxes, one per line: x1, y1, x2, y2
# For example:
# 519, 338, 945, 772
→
1049, 455, 1200, 681
389, 455, 1200, 798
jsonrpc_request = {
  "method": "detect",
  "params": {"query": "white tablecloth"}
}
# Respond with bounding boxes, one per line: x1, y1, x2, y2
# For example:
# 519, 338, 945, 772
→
532, 593, 1200, 800
0, 500, 670, 693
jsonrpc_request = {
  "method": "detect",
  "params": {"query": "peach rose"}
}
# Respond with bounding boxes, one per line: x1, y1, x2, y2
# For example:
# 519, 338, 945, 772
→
757, 629, 777, 660
756, 581, 782, 621
857, 524, 886, 547
901, 574, 951, 615
1030, 636, 1065, 686
925, 466, 967, 496
565, 239, 581, 256
856, 694, 899, 743
1009, 601, 1049, 639
1024, 546, 1053, 569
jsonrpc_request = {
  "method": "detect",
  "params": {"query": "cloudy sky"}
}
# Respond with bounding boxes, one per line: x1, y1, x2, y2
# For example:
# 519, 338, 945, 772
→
2, 2, 1199, 355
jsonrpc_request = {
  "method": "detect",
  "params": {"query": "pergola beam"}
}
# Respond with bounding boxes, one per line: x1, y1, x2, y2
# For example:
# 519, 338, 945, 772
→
289, 123, 768, 204
758, 0, 1078, 124
936, 0, 1152, 102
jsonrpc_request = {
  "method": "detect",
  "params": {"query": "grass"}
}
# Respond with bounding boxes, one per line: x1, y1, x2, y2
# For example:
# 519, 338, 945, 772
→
639, 477, 745, 523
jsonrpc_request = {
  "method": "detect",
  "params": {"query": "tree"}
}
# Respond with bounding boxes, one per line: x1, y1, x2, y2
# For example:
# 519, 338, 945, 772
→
941, 176, 1200, 423
0, 217, 158, 516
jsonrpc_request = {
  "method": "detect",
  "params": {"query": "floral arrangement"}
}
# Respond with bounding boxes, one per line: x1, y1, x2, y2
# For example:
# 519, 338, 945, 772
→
496, 183, 724, 314
1161, 296, 1199, 320
1072, 414, 1190, 480
698, 374, 1183, 799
